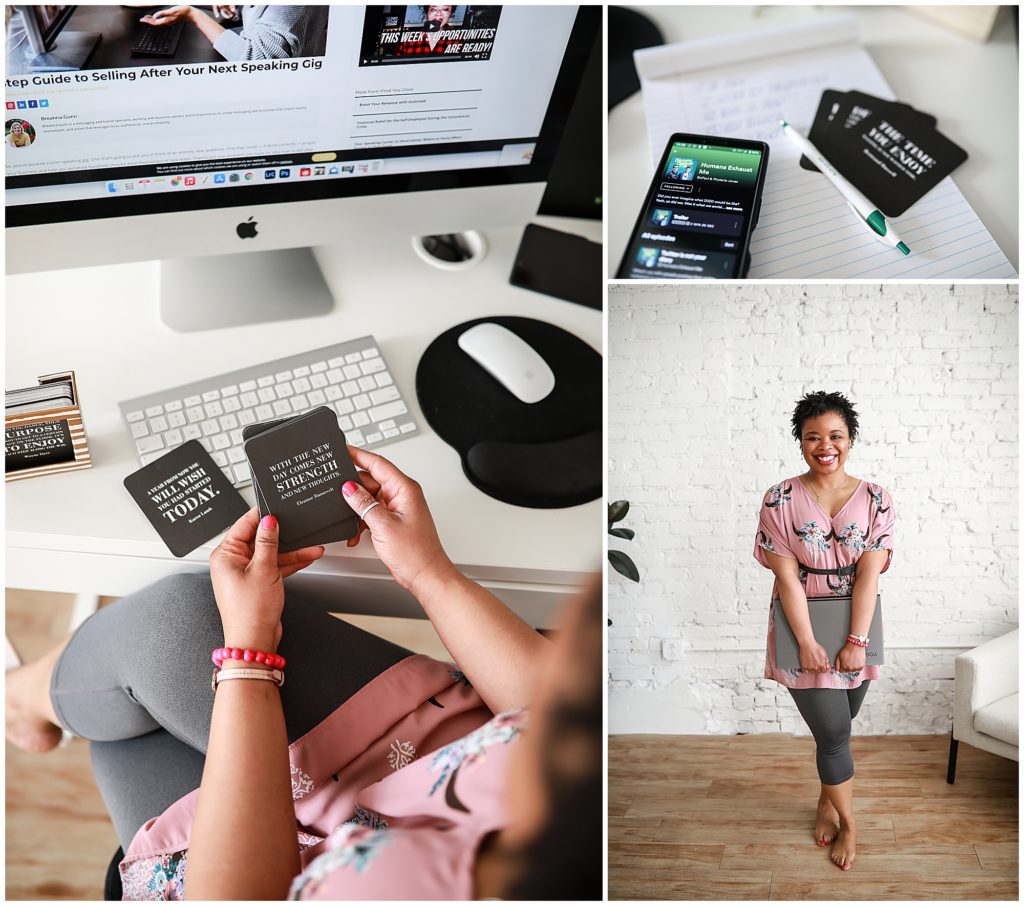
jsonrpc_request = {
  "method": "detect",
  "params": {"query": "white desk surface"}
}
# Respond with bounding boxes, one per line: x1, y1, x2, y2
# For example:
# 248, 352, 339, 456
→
5, 216, 602, 621
609, 4, 1020, 275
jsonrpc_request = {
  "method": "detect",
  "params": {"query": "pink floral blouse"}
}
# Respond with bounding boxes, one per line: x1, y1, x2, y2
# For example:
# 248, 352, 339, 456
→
118, 655, 524, 900
753, 477, 895, 690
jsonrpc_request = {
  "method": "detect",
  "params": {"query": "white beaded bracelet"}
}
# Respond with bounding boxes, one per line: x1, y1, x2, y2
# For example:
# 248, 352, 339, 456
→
211, 667, 285, 692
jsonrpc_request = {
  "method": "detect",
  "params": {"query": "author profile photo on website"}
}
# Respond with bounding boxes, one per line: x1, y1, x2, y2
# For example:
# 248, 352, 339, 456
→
6, 119, 35, 147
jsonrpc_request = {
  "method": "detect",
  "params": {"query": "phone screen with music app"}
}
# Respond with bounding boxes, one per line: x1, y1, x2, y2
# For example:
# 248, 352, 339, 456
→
617, 134, 769, 279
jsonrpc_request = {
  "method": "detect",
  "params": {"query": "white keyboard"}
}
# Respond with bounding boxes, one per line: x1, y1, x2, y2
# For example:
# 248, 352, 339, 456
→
118, 336, 420, 487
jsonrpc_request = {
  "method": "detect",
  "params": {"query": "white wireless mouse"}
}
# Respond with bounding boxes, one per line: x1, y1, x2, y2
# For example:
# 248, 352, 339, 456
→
457, 322, 556, 404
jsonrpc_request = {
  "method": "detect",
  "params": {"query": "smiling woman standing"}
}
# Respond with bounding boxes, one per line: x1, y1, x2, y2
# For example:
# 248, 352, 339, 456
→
754, 391, 895, 873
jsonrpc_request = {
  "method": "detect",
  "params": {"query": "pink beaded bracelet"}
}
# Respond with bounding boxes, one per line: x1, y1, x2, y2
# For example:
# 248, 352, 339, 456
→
212, 647, 286, 670
846, 635, 868, 649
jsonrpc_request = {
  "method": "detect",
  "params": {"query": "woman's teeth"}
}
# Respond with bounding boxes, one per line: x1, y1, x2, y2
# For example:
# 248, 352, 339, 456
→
815, 454, 836, 464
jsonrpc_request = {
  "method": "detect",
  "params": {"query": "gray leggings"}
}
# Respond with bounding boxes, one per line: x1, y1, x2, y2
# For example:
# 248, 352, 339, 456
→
787, 682, 870, 786
50, 573, 412, 848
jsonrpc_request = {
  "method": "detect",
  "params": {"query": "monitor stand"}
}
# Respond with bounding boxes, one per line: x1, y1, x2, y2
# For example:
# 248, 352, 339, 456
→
159, 247, 334, 332
30, 31, 101, 71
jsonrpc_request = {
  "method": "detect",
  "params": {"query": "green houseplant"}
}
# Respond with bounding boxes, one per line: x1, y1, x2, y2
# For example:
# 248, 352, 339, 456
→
608, 500, 639, 582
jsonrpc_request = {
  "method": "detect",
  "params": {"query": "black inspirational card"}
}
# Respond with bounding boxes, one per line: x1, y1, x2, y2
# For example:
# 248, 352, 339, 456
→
799, 89, 967, 216
243, 406, 361, 552
798, 89, 937, 174
5, 418, 76, 472
124, 440, 250, 557
800, 90, 938, 173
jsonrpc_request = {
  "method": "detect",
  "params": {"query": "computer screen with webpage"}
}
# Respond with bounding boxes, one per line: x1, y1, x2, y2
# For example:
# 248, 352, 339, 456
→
5, 4, 584, 222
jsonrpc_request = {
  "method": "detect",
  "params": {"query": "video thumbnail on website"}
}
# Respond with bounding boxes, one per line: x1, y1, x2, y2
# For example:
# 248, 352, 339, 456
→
359, 5, 502, 65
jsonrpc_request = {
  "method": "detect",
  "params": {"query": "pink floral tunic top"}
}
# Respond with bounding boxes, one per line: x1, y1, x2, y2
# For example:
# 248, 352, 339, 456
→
118, 655, 524, 900
754, 477, 895, 690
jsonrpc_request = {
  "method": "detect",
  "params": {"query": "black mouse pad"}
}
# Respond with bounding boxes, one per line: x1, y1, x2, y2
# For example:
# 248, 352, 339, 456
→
416, 316, 601, 508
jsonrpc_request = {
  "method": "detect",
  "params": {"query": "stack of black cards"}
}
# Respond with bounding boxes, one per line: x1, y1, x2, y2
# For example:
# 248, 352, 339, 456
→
6, 380, 77, 473
124, 407, 362, 557
799, 89, 968, 216
243, 406, 361, 553
7, 370, 93, 481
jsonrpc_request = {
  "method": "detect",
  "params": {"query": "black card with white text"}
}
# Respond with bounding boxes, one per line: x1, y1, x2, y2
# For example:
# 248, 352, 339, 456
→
243, 407, 361, 552
797, 89, 967, 216
800, 89, 938, 173
123, 440, 249, 557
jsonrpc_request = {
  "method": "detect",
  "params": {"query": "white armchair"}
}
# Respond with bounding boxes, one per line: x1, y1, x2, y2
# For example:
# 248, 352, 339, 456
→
947, 628, 1019, 783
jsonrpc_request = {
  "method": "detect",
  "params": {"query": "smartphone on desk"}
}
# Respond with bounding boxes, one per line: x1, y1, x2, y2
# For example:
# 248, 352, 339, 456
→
616, 133, 769, 279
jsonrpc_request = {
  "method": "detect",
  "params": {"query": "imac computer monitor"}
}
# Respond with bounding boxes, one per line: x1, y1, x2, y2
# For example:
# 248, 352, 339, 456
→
5, 5, 598, 327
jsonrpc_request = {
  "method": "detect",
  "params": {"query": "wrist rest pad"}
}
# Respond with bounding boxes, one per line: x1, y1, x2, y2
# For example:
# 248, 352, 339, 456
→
416, 316, 601, 508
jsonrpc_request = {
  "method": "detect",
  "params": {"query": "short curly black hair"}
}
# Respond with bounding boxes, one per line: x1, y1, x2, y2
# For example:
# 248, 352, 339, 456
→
791, 391, 860, 444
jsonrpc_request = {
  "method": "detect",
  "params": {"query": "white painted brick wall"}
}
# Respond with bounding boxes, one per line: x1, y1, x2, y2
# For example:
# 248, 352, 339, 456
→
608, 283, 1018, 735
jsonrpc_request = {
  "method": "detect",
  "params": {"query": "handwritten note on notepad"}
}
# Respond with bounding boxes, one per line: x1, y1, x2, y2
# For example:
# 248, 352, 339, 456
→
635, 17, 1017, 279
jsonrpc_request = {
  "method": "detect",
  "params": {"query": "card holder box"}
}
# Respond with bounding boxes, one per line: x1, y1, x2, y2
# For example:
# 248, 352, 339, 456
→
5, 370, 92, 481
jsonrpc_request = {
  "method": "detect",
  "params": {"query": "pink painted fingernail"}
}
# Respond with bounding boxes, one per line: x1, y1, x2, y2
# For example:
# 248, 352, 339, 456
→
260, 514, 277, 530
342, 480, 358, 497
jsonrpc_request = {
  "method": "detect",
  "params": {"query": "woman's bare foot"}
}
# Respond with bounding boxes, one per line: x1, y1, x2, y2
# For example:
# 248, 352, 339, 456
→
815, 795, 839, 846
830, 820, 856, 870
5, 659, 64, 753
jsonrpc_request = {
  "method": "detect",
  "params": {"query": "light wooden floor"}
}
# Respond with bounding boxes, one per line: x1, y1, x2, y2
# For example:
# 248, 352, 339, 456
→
610, 733, 1018, 900
5, 588, 452, 901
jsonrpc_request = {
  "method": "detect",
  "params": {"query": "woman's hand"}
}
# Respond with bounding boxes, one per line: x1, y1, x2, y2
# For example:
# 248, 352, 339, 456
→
798, 639, 831, 673
834, 642, 866, 674
342, 446, 550, 715
340, 446, 455, 594
212, 4, 238, 19
140, 6, 194, 27
208, 508, 324, 651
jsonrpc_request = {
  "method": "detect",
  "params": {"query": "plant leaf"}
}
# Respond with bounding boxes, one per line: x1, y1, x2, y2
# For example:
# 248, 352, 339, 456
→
609, 527, 635, 540
608, 500, 629, 525
608, 549, 640, 582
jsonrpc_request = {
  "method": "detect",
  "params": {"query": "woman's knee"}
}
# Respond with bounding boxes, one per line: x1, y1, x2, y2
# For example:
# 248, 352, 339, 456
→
817, 730, 852, 759
816, 733, 854, 784
100, 573, 222, 652
125, 573, 217, 619
145, 571, 214, 601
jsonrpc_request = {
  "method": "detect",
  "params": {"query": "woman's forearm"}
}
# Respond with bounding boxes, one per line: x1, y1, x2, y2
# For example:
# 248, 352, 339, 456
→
849, 574, 878, 639
186, 6, 227, 45
411, 566, 550, 715
185, 679, 299, 900
776, 574, 815, 645
850, 550, 886, 639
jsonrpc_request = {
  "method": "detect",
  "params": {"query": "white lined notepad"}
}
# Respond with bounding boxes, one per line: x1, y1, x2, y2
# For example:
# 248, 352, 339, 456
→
635, 17, 1017, 279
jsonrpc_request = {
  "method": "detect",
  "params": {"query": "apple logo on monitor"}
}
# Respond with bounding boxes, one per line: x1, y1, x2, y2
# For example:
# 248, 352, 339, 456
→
236, 217, 258, 239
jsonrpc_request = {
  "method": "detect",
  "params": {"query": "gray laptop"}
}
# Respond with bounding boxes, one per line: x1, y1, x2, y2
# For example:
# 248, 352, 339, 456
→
773, 595, 884, 668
